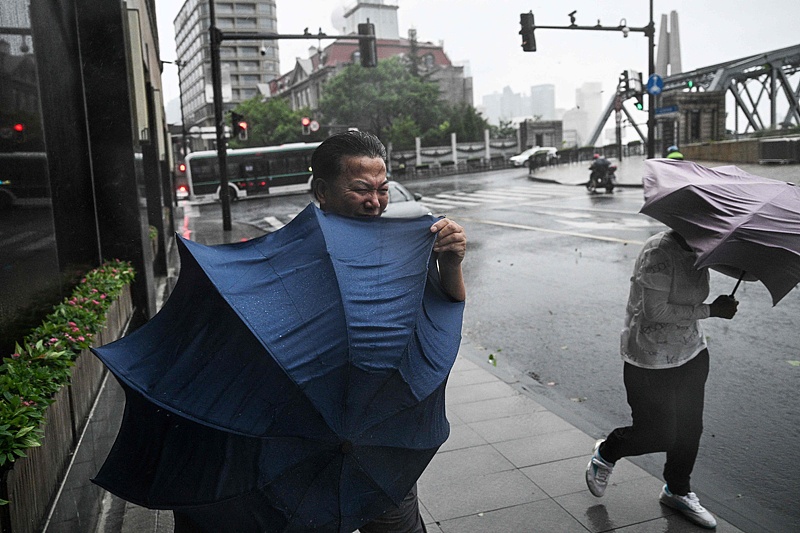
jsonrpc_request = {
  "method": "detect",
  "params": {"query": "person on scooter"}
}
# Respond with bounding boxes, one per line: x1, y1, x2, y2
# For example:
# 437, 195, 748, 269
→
589, 154, 611, 190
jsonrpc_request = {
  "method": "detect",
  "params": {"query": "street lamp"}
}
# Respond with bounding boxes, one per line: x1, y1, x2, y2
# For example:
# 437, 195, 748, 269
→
174, 59, 190, 161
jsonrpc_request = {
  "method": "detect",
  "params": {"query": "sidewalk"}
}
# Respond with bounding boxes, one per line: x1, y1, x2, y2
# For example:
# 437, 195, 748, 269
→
102, 201, 748, 533
106, 337, 744, 532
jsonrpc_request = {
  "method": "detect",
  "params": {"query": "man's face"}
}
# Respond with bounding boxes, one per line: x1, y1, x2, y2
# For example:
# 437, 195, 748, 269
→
318, 155, 389, 218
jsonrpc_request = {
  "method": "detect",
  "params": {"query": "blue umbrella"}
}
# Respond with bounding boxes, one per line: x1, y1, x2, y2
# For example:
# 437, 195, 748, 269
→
92, 203, 464, 532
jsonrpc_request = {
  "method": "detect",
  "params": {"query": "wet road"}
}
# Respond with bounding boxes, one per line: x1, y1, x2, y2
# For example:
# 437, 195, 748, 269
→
189, 159, 800, 532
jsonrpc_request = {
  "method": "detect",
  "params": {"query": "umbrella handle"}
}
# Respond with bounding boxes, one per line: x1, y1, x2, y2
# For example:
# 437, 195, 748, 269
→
730, 271, 746, 298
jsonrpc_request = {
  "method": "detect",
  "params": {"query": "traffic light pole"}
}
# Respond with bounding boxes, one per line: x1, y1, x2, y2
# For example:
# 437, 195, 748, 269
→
520, 1, 656, 158
207, 0, 377, 231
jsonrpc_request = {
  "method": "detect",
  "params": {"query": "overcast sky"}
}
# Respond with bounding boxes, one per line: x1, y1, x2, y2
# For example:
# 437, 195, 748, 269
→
156, 0, 799, 118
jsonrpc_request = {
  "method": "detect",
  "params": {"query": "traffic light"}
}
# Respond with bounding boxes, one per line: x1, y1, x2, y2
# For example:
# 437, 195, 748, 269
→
301, 116, 311, 135
358, 22, 377, 68
519, 12, 536, 52
686, 79, 694, 89
177, 162, 186, 174
634, 93, 644, 110
619, 70, 629, 93
12, 122, 25, 143
231, 112, 248, 140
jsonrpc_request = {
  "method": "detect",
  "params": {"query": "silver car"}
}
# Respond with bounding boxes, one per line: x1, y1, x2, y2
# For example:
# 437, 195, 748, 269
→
382, 181, 431, 218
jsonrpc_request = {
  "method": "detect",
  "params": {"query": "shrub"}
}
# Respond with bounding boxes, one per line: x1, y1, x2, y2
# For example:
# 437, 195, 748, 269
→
0, 259, 135, 483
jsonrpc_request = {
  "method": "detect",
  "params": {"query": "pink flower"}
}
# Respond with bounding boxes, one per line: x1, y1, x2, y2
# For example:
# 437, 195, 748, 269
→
78, 336, 85, 342
100, 294, 107, 299
92, 300, 100, 305
49, 337, 58, 343
11, 353, 20, 360
91, 288, 98, 293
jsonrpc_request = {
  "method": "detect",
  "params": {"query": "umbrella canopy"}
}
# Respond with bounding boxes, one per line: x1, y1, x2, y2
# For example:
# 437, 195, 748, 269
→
641, 159, 800, 305
92, 203, 464, 532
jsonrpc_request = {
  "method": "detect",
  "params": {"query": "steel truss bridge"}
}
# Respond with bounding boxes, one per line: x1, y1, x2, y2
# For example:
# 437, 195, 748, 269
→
589, 43, 800, 145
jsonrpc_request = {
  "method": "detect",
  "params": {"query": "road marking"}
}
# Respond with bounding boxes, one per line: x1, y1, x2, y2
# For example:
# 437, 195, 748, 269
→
419, 197, 457, 210
264, 216, 285, 229
458, 217, 645, 245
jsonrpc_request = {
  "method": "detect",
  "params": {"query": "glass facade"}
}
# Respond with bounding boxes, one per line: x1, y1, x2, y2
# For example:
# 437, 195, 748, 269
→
0, 0, 63, 354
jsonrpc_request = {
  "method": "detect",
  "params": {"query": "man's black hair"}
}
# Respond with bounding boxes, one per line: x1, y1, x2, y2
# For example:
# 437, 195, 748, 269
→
311, 130, 386, 200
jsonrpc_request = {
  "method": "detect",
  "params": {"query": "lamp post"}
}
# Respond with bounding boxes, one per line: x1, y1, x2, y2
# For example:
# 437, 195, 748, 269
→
174, 59, 190, 162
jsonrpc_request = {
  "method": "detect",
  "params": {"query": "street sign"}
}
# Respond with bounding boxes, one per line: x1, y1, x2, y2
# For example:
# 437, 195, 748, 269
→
309, 120, 320, 132
647, 74, 664, 96
655, 105, 678, 115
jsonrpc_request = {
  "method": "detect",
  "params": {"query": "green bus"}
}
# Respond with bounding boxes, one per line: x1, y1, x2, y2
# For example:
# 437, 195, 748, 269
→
183, 142, 321, 201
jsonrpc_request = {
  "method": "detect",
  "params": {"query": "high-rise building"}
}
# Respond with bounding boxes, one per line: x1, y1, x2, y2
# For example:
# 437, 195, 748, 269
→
270, 1, 472, 113
530, 84, 555, 121
174, 0, 280, 134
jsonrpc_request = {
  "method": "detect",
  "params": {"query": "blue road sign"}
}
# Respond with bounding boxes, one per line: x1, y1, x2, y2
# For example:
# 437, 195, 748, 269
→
655, 105, 678, 115
647, 74, 664, 96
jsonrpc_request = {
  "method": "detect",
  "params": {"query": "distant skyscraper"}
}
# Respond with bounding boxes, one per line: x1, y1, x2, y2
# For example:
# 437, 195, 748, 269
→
530, 84, 555, 120
575, 82, 603, 143
174, 0, 280, 132
656, 11, 682, 77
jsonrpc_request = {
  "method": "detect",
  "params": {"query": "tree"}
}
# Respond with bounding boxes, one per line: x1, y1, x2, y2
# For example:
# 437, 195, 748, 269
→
227, 96, 322, 148
318, 57, 443, 146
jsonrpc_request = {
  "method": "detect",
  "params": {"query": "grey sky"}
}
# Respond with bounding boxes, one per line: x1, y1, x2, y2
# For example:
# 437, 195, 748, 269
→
157, 0, 799, 116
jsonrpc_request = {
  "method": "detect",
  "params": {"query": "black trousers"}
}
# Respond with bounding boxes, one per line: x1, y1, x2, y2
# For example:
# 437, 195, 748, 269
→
599, 349, 709, 496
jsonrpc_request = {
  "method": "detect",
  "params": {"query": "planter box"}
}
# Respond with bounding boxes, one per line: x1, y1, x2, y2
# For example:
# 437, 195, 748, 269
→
0, 285, 132, 533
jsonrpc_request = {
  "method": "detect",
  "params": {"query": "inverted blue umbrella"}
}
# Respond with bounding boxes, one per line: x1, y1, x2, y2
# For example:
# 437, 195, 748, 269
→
92, 203, 464, 532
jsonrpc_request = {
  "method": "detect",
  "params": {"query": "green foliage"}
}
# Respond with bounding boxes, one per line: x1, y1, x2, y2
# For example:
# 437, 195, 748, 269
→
319, 57, 443, 145
0, 259, 135, 483
490, 120, 517, 140
227, 96, 323, 147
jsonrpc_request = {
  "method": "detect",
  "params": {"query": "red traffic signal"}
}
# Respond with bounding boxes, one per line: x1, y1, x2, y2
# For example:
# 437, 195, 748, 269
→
301, 117, 312, 135
13, 123, 24, 132
178, 162, 186, 173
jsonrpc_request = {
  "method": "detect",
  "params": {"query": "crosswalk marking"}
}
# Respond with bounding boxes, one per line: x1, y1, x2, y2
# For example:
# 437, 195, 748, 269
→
263, 216, 285, 229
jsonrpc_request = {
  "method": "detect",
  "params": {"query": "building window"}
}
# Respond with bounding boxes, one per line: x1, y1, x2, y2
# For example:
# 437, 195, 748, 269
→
235, 3, 257, 15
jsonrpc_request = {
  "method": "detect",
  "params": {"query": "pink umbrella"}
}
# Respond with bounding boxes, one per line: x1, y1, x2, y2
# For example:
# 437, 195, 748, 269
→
641, 159, 800, 305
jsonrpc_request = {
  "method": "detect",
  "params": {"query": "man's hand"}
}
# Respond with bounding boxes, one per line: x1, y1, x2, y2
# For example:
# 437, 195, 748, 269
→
430, 218, 466, 264
709, 295, 738, 319
430, 218, 466, 301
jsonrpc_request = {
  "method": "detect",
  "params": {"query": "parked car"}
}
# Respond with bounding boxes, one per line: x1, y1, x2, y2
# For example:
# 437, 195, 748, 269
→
382, 181, 431, 218
509, 147, 541, 167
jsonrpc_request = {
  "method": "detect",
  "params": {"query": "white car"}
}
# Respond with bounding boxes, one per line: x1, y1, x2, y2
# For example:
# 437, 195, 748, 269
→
382, 181, 431, 218
509, 147, 541, 167
510, 146, 558, 167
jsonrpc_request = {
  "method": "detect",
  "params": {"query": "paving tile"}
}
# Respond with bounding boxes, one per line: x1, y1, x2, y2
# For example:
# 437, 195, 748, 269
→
451, 356, 480, 372
492, 428, 596, 468
613, 513, 745, 532
446, 367, 501, 387
438, 423, 488, 452
444, 380, 518, 405
449, 393, 545, 423
554, 476, 669, 533
419, 468, 545, 522
420, 444, 515, 486
467, 410, 577, 443
437, 499, 589, 533
521, 455, 653, 498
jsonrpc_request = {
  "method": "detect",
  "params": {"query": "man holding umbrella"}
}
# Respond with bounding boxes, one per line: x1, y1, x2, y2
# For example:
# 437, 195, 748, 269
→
585, 229, 737, 530
311, 130, 466, 532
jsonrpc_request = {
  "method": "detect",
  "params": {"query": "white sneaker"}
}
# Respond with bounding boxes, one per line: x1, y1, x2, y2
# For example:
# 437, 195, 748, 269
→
659, 485, 717, 529
585, 439, 614, 497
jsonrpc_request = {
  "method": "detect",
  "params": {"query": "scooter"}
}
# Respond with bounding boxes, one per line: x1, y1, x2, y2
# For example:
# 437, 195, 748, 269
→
586, 165, 617, 193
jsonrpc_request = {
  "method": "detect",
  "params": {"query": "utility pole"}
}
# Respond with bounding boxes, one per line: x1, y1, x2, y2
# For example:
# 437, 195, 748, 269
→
207, 0, 377, 231
519, 1, 657, 158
